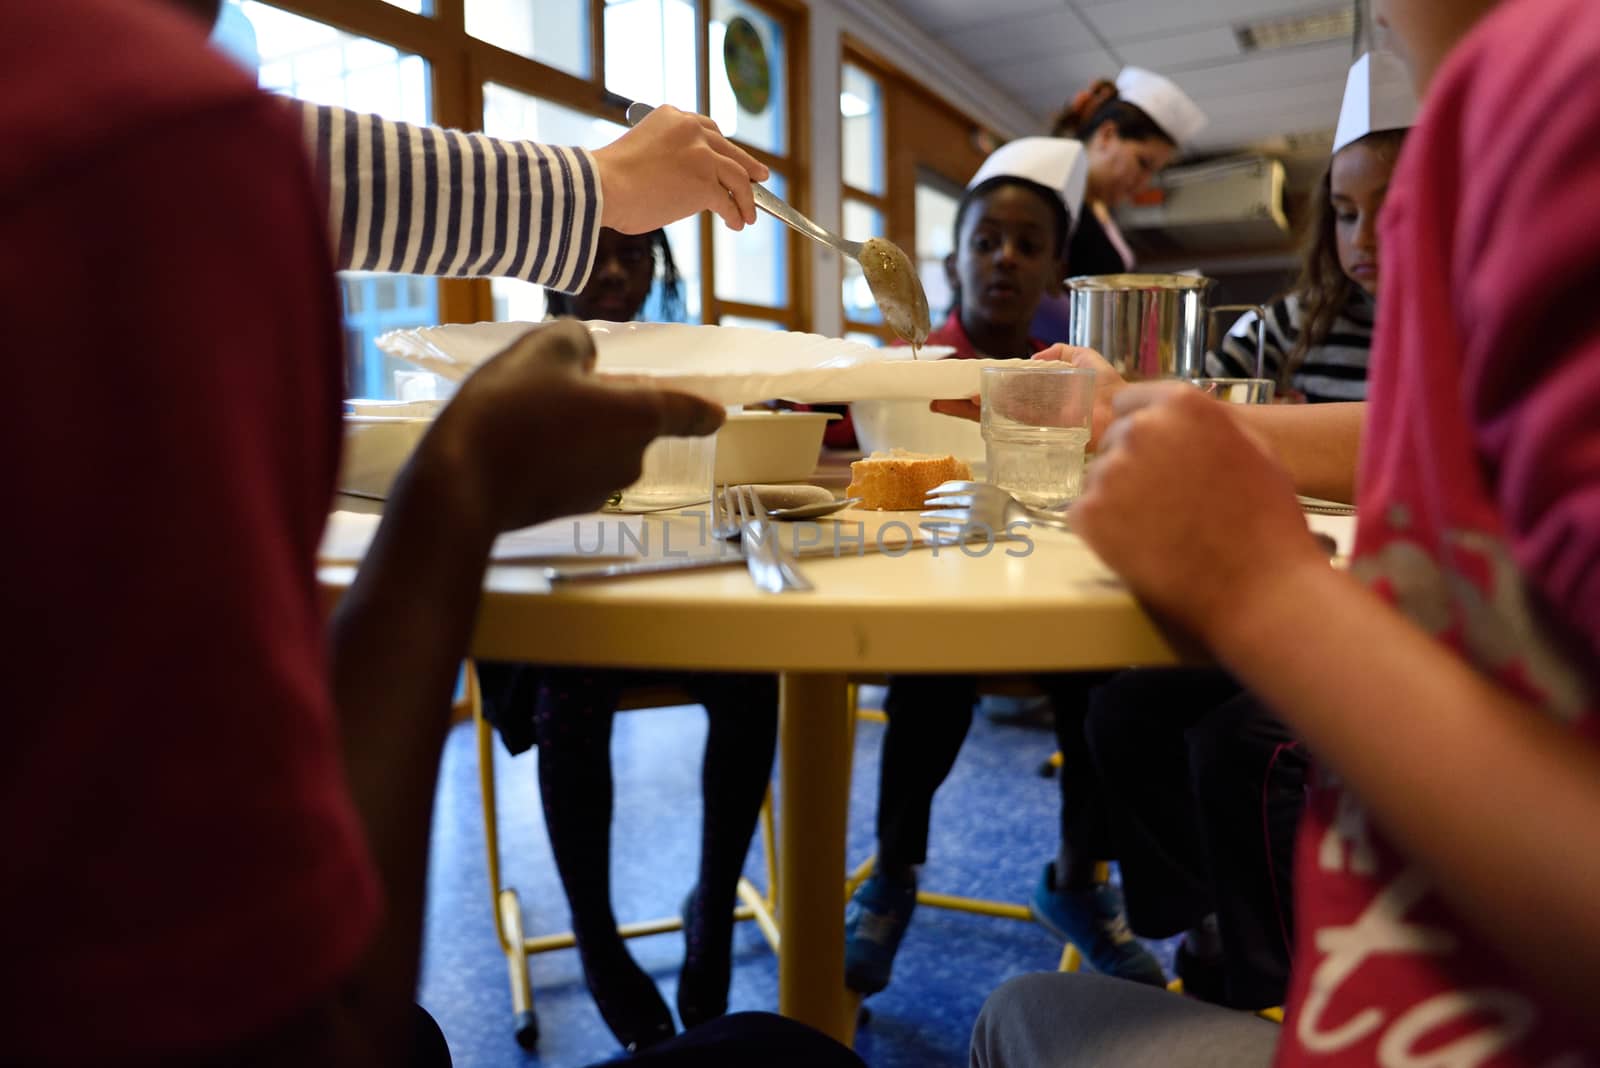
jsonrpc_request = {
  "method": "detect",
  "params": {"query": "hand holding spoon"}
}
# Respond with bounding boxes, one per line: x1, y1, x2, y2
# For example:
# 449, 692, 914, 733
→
625, 101, 931, 348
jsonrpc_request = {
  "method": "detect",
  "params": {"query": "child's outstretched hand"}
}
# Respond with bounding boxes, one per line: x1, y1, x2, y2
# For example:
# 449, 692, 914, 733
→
1072, 382, 1328, 643
1043, 344, 1123, 449
417, 320, 724, 533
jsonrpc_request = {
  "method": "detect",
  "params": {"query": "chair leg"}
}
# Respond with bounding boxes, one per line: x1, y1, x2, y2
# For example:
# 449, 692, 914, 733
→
1059, 942, 1083, 972
760, 784, 777, 913
499, 888, 540, 1048
470, 661, 540, 1047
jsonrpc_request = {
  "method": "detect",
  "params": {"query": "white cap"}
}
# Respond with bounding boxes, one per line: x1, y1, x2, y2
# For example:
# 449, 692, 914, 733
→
1332, 51, 1418, 155
968, 136, 1090, 221
1114, 66, 1208, 146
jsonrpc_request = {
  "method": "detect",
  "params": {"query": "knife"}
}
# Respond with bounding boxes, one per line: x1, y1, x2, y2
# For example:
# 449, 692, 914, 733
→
544, 553, 746, 584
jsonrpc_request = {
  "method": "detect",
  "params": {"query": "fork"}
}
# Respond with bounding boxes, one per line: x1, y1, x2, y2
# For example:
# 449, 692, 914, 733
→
727, 483, 813, 593
920, 481, 1075, 542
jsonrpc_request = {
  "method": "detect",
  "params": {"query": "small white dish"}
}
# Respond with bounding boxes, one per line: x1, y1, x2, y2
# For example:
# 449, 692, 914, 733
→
714, 410, 837, 484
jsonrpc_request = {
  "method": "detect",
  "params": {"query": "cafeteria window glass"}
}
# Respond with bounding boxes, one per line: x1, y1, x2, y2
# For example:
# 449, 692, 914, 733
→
603, 0, 700, 115
719, 316, 785, 331
481, 84, 704, 326
839, 56, 893, 342
229, 2, 439, 400
841, 62, 885, 197
466, 0, 590, 80
915, 171, 962, 331
713, 169, 790, 311
709, 0, 787, 157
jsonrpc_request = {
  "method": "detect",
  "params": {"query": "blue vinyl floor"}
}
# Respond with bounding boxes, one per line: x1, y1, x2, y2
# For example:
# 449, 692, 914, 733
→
418, 690, 1175, 1067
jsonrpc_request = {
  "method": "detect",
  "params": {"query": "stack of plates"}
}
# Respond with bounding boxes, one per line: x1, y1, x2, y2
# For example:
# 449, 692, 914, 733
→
376, 321, 999, 405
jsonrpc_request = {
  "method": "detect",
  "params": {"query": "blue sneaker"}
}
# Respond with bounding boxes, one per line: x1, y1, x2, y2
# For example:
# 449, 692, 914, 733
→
1030, 863, 1167, 986
844, 872, 918, 995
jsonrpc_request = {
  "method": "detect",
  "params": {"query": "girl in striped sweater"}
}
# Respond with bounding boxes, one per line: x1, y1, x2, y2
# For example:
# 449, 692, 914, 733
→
1207, 126, 1408, 403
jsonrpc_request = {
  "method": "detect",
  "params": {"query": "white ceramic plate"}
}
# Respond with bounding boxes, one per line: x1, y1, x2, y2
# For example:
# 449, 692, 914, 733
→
375, 320, 1004, 405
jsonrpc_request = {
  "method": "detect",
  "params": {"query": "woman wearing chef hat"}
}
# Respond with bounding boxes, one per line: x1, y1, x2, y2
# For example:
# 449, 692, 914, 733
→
1050, 67, 1209, 278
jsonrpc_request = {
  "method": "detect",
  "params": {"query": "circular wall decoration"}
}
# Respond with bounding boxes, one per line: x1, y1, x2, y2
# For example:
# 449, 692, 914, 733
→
723, 15, 771, 115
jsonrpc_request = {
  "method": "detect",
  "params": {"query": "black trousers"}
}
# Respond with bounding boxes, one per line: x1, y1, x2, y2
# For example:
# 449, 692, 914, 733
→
1084, 668, 1307, 1010
876, 672, 1114, 869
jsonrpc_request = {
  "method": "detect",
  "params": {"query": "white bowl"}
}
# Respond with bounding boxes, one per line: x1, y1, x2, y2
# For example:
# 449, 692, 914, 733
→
336, 406, 836, 501
346, 398, 444, 418
339, 415, 430, 497
851, 400, 986, 467
714, 410, 837, 484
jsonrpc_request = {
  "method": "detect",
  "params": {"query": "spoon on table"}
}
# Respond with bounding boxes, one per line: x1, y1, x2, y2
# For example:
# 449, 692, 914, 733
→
768, 496, 862, 520
625, 101, 931, 349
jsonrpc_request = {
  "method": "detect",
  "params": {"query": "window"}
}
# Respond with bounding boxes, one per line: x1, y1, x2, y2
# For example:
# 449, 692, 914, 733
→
604, 0, 699, 114
915, 172, 962, 326
839, 58, 890, 342
223, 0, 805, 370
709, 0, 787, 156
839, 44, 997, 343
233, 2, 438, 399
841, 200, 884, 325
467, 0, 590, 78
841, 62, 884, 196
714, 172, 789, 309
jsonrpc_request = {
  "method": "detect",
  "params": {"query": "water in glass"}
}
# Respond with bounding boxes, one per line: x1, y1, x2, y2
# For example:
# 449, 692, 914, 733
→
984, 425, 1089, 509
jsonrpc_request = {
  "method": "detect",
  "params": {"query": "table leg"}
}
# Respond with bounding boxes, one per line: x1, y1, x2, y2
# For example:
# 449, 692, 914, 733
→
777, 671, 854, 1043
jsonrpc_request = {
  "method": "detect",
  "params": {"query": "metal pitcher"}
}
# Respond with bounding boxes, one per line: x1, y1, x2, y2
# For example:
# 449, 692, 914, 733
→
1067, 273, 1265, 381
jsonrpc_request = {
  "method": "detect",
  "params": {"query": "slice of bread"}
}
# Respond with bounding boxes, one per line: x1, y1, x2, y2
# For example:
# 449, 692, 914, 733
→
846, 449, 972, 511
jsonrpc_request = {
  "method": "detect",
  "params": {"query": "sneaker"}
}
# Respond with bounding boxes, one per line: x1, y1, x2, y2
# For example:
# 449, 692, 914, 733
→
844, 871, 918, 995
1029, 863, 1167, 986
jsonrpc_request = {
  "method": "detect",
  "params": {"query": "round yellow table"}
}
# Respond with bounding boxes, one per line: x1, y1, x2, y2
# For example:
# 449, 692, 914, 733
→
319, 505, 1188, 1043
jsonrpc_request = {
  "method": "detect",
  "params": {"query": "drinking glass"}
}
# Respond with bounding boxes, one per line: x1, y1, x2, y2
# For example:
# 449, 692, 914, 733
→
1190, 377, 1275, 404
618, 434, 717, 509
980, 364, 1096, 509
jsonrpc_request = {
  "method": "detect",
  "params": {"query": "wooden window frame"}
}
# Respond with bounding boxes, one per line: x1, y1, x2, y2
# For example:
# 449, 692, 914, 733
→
839, 39, 998, 343
257, 0, 809, 330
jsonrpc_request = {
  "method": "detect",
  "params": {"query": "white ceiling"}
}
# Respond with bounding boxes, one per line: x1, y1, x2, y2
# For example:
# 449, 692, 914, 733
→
881, 0, 1359, 155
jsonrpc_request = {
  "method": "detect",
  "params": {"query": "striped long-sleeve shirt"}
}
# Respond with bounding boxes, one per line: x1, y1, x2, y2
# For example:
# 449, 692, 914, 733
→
1204, 291, 1375, 403
289, 101, 603, 295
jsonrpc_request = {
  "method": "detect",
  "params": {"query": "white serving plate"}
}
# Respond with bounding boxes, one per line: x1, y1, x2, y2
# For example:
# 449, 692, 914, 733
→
375, 320, 1003, 405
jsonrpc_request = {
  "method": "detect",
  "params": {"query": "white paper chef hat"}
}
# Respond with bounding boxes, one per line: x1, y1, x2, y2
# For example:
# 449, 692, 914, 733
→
968, 136, 1090, 222
1332, 51, 1418, 155
1115, 66, 1208, 146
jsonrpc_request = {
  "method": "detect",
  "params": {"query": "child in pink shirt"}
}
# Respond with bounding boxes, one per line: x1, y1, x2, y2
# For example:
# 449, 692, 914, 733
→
971, 0, 1600, 1064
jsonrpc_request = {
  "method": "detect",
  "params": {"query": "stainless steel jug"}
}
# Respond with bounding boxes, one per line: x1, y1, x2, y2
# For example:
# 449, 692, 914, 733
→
1067, 274, 1264, 381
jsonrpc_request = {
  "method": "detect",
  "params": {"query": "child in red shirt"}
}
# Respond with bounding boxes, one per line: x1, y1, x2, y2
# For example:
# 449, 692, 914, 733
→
971, 0, 1600, 1064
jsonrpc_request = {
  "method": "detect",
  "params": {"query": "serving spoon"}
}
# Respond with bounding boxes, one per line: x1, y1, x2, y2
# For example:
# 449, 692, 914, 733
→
625, 101, 931, 348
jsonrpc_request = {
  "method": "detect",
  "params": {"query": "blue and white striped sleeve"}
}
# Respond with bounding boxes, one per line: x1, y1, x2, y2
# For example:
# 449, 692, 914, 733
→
290, 99, 603, 294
